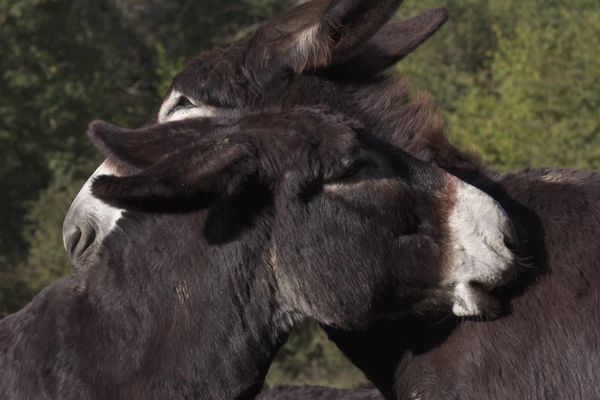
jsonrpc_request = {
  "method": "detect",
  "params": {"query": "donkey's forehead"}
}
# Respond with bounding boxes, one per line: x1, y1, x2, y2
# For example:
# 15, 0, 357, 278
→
157, 48, 257, 124
174, 46, 246, 90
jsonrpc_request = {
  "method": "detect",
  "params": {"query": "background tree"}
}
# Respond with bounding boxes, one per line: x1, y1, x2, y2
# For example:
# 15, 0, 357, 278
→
0, 0, 291, 312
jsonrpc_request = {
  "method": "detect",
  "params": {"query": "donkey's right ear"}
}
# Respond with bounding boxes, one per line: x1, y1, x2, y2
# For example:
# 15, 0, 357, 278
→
248, 0, 403, 74
87, 119, 215, 169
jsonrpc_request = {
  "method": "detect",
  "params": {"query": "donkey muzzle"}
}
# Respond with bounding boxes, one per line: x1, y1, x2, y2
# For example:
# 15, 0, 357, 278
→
62, 161, 123, 268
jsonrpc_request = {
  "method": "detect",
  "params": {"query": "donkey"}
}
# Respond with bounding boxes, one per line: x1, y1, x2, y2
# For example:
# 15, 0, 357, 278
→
150, 0, 600, 398
0, 109, 515, 399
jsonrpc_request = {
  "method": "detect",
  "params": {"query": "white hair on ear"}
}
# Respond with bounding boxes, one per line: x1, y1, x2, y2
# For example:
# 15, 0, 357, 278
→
290, 23, 334, 73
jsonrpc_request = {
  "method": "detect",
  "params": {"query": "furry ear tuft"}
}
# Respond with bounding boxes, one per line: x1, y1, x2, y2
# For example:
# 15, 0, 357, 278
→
289, 22, 337, 73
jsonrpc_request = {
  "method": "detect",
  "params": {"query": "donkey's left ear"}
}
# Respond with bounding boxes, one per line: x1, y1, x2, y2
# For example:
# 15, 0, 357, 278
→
91, 140, 257, 211
87, 119, 258, 211
248, 0, 403, 74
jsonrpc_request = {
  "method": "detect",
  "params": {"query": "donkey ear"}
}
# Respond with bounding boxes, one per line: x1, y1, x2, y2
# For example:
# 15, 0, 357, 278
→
326, 8, 449, 80
249, 0, 403, 74
91, 140, 256, 210
87, 119, 214, 169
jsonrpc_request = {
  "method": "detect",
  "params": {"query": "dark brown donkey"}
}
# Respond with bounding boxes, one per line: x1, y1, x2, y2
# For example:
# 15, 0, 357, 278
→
149, 0, 600, 398
0, 109, 515, 399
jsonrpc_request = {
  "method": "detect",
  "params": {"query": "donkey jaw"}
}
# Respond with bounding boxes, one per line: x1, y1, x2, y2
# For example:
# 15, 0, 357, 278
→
447, 178, 517, 317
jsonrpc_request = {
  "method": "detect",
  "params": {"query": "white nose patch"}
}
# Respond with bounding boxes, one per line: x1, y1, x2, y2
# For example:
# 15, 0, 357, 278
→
63, 162, 124, 254
446, 178, 516, 317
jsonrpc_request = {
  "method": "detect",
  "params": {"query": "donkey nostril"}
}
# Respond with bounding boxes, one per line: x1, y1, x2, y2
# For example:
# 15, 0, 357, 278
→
503, 235, 518, 251
78, 227, 97, 256
64, 227, 82, 255
468, 280, 492, 293
64, 225, 97, 259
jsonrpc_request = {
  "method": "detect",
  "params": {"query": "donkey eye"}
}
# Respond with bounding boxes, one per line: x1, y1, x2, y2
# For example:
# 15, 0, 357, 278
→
169, 96, 195, 115
337, 159, 370, 181
158, 89, 220, 123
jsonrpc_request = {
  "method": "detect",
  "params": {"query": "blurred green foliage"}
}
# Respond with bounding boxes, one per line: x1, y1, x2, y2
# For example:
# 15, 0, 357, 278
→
0, 0, 598, 388
397, 0, 600, 170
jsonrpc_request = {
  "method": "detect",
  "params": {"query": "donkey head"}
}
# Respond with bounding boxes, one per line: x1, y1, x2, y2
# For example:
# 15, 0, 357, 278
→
157, 0, 449, 123
154, 1, 490, 235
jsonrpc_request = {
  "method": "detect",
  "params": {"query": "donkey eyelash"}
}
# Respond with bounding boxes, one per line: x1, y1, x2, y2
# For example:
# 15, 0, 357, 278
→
168, 96, 196, 116
158, 90, 222, 123
334, 159, 372, 182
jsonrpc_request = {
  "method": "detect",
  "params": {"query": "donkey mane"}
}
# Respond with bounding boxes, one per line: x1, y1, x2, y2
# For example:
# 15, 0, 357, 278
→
353, 76, 483, 175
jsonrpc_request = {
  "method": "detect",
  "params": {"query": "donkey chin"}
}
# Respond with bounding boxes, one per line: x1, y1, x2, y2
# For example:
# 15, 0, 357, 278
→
445, 177, 517, 318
